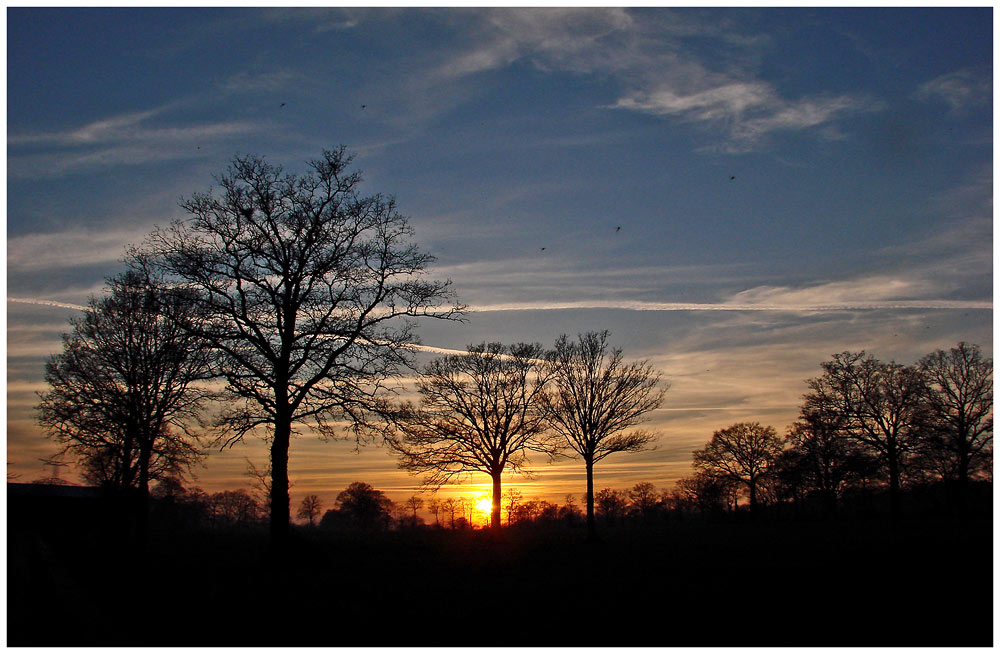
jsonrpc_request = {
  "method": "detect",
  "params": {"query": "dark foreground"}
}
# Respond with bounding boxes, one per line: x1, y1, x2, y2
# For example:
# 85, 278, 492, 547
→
8, 510, 992, 647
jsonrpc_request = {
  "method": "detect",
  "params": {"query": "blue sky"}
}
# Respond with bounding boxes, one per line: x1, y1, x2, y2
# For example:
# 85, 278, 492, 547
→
6, 8, 992, 511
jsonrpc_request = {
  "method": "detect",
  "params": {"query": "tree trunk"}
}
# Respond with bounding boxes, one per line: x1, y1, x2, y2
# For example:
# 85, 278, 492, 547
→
748, 478, 757, 515
136, 440, 152, 549
585, 457, 596, 540
491, 472, 502, 531
887, 449, 901, 519
956, 449, 970, 517
270, 415, 292, 549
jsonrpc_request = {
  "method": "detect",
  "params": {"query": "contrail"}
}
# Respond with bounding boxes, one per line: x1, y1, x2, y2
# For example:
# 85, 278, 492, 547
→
469, 300, 992, 312
8, 297, 88, 311
5, 300, 477, 359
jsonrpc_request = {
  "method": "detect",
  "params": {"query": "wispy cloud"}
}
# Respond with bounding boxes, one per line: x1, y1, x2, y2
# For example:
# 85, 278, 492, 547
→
469, 298, 990, 313
7, 227, 150, 273
915, 68, 991, 114
427, 8, 882, 152
8, 105, 261, 178
8, 297, 87, 312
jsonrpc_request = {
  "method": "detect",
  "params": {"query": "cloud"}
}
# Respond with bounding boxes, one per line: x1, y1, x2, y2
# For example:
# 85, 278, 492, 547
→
433, 8, 633, 79
915, 68, 991, 114
8, 106, 261, 178
8, 298, 87, 312
427, 8, 881, 151
7, 227, 150, 273
613, 80, 882, 151
468, 297, 990, 313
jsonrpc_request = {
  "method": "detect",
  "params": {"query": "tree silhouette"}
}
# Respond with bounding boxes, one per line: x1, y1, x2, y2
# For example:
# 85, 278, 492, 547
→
674, 471, 740, 516
918, 342, 993, 511
542, 331, 666, 538
297, 494, 323, 526
426, 497, 442, 526
777, 409, 876, 515
805, 352, 928, 517
37, 270, 213, 531
209, 489, 262, 526
594, 488, 627, 525
137, 147, 463, 546
502, 487, 523, 526
329, 481, 394, 530
389, 342, 558, 531
404, 495, 424, 518
441, 497, 458, 528
559, 494, 582, 524
692, 422, 782, 513
627, 482, 660, 520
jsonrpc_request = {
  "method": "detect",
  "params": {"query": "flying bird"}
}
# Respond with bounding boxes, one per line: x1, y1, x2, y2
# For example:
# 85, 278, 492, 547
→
540, 247, 546, 251
616, 226, 621, 232
280, 103, 286, 107
729, 176, 736, 180
361, 104, 366, 109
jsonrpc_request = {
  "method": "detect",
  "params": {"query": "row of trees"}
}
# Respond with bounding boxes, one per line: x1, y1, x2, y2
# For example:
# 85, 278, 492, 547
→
36, 147, 669, 546
388, 332, 666, 537
36, 148, 462, 549
150, 476, 680, 532
32, 146, 990, 551
678, 343, 992, 517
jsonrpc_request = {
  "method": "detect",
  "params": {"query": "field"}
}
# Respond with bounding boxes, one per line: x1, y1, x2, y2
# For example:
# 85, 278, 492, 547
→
8, 507, 992, 647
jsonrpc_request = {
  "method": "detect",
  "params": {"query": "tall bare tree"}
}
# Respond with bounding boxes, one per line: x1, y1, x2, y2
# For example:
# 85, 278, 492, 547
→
542, 331, 666, 538
137, 147, 463, 546
389, 342, 559, 531
37, 270, 213, 529
804, 352, 928, 517
692, 422, 783, 513
918, 342, 992, 510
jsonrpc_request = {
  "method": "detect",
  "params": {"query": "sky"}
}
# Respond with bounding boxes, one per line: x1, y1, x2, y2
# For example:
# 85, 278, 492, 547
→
6, 7, 993, 520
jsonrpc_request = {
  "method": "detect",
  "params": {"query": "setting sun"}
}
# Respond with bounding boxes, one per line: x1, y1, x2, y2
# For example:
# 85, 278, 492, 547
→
475, 497, 493, 515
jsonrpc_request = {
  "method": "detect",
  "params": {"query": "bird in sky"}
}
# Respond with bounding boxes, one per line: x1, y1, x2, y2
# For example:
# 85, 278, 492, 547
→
730, 176, 736, 180
540, 247, 546, 251
616, 226, 621, 232
280, 102, 286, 107
361, 104, 367, 109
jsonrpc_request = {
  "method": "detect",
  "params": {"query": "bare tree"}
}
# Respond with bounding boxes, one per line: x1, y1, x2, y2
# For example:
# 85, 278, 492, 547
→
389, 342, 559, 531
692, 422, 782, 513
805, 352, 928, 517
559, 494, 582, 524
777, 409, 876, 515
441, 497, 458, 529
209, 489, 262, 526
918, 342, 993, 510
330, 481, 394, 530
674, 471, 739, 516
594, 488, 627, 525
502, 487, 522, 527
426, 497, 442, 526
627, 481, 660, 520
297, 494, 323, 526
404, 495, 424, 521
137, 147, 463, 546
37, 270, 213, 530
542, 331, 666, 538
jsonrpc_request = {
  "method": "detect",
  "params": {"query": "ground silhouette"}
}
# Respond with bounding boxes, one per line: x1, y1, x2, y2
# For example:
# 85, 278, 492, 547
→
8, 483, 991, 647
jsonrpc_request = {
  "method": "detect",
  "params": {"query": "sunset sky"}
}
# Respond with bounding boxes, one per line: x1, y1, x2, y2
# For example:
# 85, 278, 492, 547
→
6, 8, 992, 519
